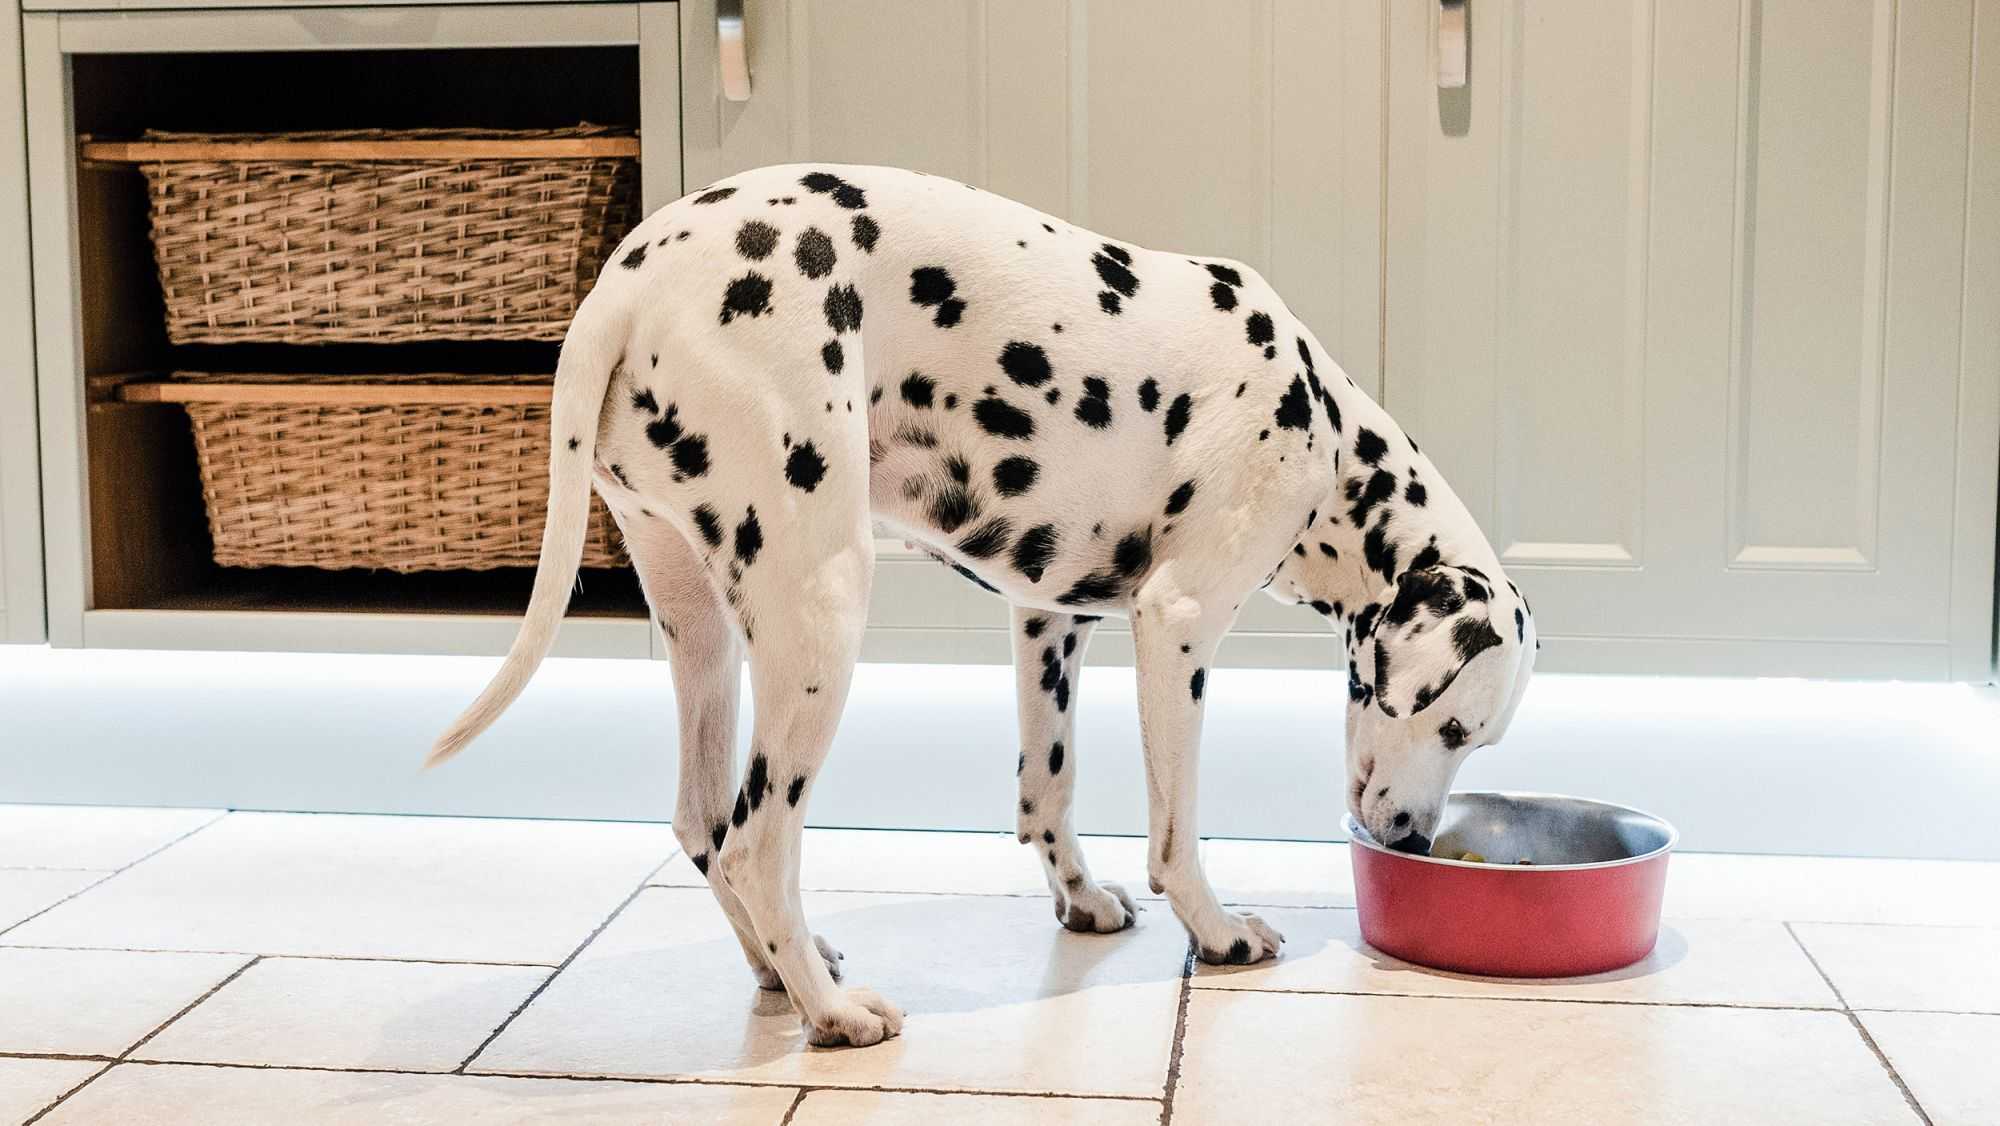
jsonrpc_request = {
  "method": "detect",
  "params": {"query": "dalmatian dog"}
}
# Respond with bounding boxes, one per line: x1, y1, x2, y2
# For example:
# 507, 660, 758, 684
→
428, 165, 1537, 1048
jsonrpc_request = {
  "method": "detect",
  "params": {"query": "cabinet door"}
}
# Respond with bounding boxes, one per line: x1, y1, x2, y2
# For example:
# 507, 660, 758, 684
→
1384, 0, 1998, 679
1, 0, 47, 644
679, 0, 1382, 665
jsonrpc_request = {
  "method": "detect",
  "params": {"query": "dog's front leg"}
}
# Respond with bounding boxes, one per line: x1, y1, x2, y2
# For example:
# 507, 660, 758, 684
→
1010, 607, 1138, 934
1131, 578, 1285, 965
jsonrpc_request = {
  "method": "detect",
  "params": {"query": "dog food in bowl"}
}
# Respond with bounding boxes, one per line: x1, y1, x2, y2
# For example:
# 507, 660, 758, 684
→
1346, 791, 1675, 977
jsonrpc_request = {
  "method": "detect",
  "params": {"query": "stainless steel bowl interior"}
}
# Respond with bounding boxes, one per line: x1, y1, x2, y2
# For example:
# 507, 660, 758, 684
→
1345, 791, 1677, 870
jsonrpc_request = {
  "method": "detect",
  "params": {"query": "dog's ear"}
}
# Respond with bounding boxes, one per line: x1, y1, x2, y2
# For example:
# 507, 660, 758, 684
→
1353, 566, 1506, 719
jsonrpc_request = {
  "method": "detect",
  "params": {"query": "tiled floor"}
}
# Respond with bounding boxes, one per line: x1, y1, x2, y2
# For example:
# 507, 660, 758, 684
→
1, 806, 1992, 1125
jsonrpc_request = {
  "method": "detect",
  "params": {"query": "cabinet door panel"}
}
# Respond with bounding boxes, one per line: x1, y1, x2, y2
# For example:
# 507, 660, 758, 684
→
1385, 0, 1994, 678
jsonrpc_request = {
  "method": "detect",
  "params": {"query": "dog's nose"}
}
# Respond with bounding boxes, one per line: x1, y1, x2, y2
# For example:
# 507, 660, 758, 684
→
1387, 831, 1432, 856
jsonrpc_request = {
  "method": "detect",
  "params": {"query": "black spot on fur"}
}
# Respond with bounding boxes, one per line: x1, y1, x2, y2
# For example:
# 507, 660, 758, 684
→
824, 284, 863, 334
1275, 376, 1313, 430
1063, 632, 1077, 657
784, 441, 827, 492
930, 484, 976, 533
1012, 524, 1058, 582
693, 504, 723, 548
821, 340, 845, 374
735, 220, 778, 260
712, 823, 728, 850
794, 227, 836, 278
951, 561, 1001, 593
1409, 540, 1443, 574
1246, 311, 1275, 345
731, 791, 749, 827
1405, 479, 1428, 506
1354, 427, 1389, 466
851, 213, 879, 252
1057, 571, 1122, 605
1093, 245, 1139, 298
643, 405, 681, 450
734, 506, 763, 565
1349, 469, 1398, 528
1439, 718, 1468, 751
1039, 646, 1061, 691
994, 456, 1039, 496
1049, 741, 1065, 775
1137, 379, 1160, 412
1453, 617, 1504, 662
909, 267, 965, 327
720, 273, 773, 324
1515, 606, 1526, 642
960, 518, 1012, 559
1385, 567, 1464, 627
693, 186, 737, 204
1364, 516, 1398, 579
1055, 676, 1070, 711
1311, 600, 1335, 616
1098, 291, 1122, 315
692, 853, 710, 876
1190, 668, 1207, 701
671, 435, 709, 479
567, 437, 580, 451
1210, 282, 1238, 311
1074, 377, 1112, 428
801, 171, 867, 209
1163, 393, 1193, 445
1113, 530, 1152, 576
1205, 263, 1242, 286
901, 372, 936, 408
974, 396, 1035, 439
787, 775, 807, 806
746, 754, 770, 812
1024, 616, 1048, 639
620, 242, 647, 269
999, 342, 1053, 387
1165, 480, 1196, 516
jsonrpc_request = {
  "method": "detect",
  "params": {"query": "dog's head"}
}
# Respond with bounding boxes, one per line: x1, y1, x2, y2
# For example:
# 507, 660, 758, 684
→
1344, 565, 1533, 853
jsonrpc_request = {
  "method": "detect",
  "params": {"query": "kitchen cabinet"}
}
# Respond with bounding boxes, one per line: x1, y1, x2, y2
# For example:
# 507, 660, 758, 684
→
1382, 0, 1998, 679
1, 0, 46, 644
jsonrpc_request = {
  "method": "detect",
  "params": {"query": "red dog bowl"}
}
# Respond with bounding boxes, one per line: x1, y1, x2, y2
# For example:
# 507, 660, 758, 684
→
1345, 792, 1676, 978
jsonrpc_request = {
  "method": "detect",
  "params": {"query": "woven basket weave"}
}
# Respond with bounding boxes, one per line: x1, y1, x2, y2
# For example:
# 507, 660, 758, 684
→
111, 126, 639, 344
135, 373, 624, 572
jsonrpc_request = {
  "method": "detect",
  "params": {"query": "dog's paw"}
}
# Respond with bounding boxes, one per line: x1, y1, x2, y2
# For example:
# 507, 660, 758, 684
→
751, 934, 846, 991
803, 987, 905, 1048
1195, 912, 1285, 965
1055, 880, 1141, 934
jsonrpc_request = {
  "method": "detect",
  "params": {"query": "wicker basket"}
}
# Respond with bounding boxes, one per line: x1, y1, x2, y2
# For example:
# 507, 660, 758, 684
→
120, 373, 625, 572
81, 126, 641, 344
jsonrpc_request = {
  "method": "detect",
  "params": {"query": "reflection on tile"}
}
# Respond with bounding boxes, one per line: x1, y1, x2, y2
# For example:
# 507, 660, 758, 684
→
41, 1063, 797, 1126
1665, 853, 2000, 927
0, 1057, 103, 1125
654, 828, 1156, 899
1175, 992, 1917, 1125
790, 1089, 1163, 1125
0, 805, 221, 870
3, 812, 673, 963
0, 947, 249, 1056
1202, 838, 1354, 907
0, 868, 104, 930
1859, 1010, 2000, 1126
478, 889, 1184, 1096
1793, 924, 2000, 1013
134, 957, 550, 1071
1193, 910, 1839, 1008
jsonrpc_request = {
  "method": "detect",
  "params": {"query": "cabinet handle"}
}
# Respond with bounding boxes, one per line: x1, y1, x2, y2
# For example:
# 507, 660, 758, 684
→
719, 0, 752, 102
1437, 0, 1468, 89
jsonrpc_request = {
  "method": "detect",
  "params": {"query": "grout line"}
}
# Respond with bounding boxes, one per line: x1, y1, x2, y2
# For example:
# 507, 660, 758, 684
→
106, 1057, 1165, 1101
1157, 943, 1196, 1125
20, 1061, 116, 1126
0, 943, 561, 970
119, 955, 263, 1061
0, 866, 118, 874
453, 850, 680, 1074
0, 811, 231, 941
647, 881, 1168, 903
1785, 922, 1933, 1126
777, 1087, 809, 1125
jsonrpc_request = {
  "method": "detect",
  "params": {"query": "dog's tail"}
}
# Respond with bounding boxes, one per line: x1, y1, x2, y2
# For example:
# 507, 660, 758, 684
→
424, 286, 628, 770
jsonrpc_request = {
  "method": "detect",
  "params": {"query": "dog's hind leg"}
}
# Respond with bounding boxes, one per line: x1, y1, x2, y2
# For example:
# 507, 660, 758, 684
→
1010, 607, 1137, 934
604, 506, 832, 989
713, 508, 901, 1047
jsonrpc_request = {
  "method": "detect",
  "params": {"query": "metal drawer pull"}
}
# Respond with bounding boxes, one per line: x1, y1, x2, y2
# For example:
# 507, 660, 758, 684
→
1437, 0, 1468, 89
719, 0, 752, 102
